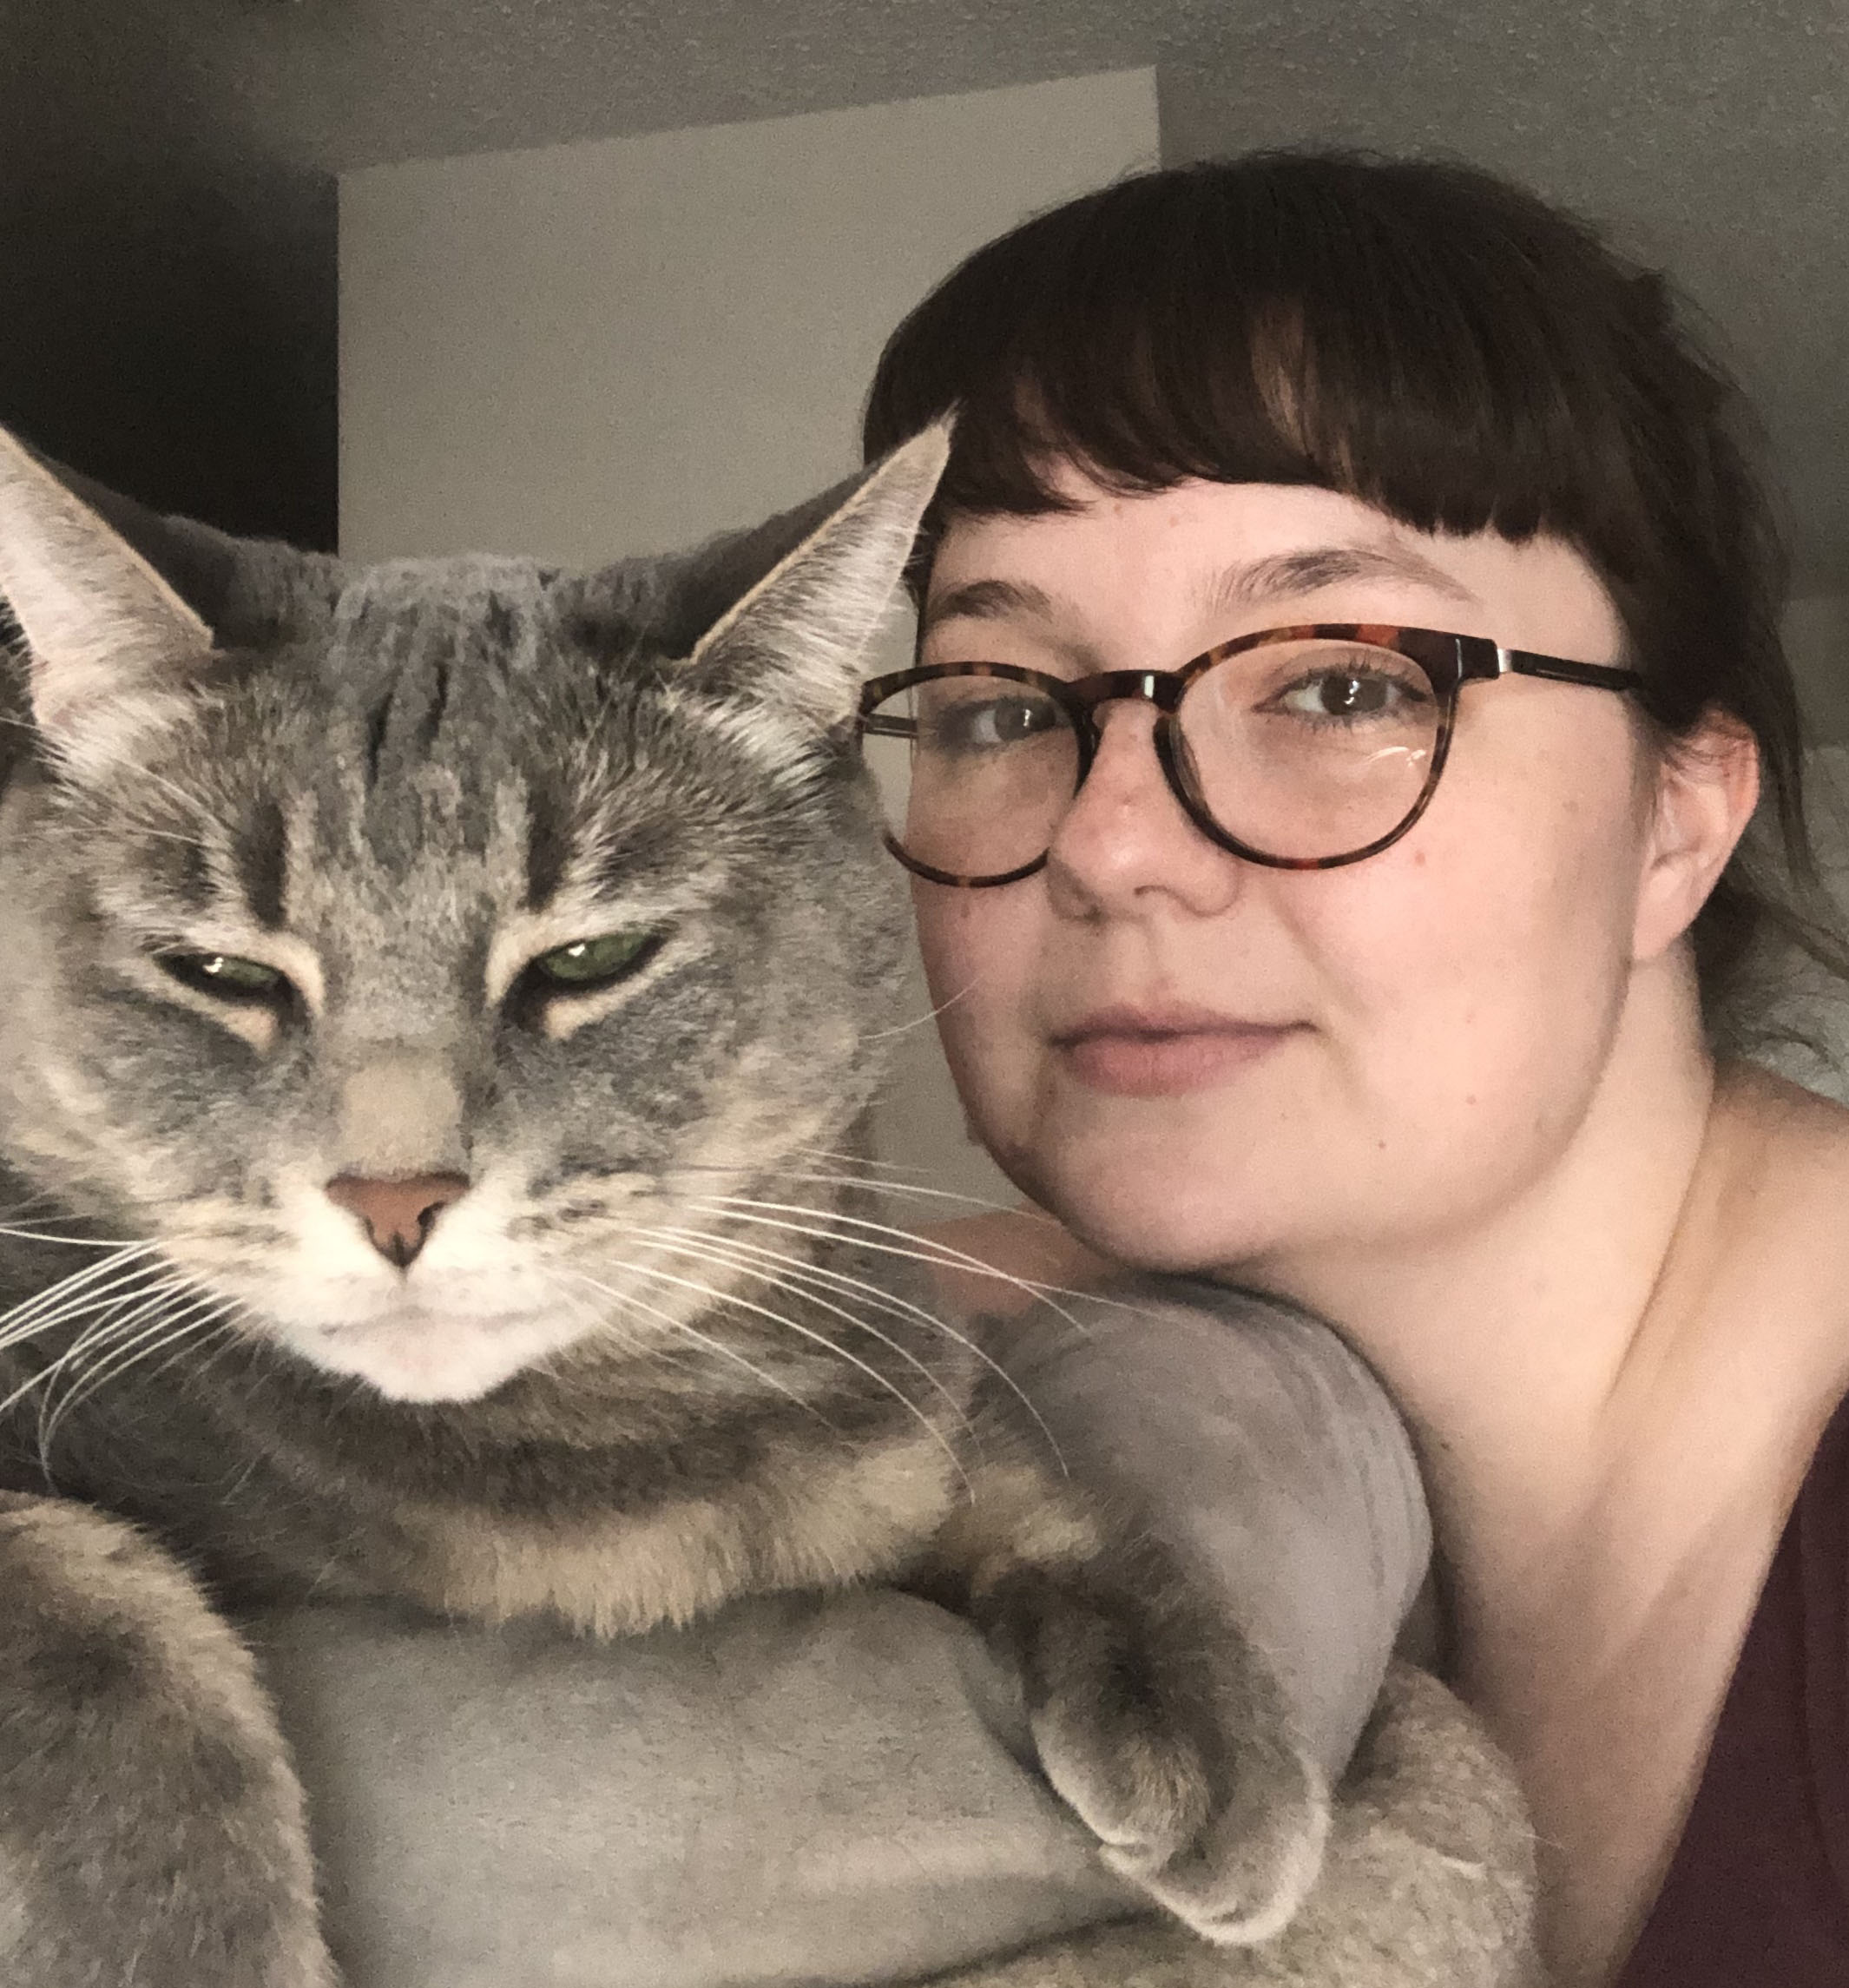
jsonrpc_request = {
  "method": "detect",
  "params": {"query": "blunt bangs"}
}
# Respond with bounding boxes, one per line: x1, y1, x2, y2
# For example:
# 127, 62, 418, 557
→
864, 151, 1848, 1052
865, 157, 1766, 706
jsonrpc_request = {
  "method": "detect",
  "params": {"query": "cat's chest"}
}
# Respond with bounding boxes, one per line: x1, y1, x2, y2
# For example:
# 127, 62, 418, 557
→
370, 1426, 961, 1636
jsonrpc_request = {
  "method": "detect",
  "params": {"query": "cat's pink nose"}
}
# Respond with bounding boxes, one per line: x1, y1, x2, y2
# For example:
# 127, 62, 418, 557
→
326, 1173, 470, 1269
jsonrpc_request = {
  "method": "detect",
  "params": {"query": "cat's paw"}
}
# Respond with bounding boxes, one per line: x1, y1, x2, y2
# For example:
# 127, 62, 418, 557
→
990, 1561, 1330, 1946
0, 1493, 334, 1988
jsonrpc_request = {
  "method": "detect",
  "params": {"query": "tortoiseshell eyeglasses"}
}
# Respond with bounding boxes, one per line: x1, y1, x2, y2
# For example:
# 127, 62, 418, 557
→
857, 622, 1644, 887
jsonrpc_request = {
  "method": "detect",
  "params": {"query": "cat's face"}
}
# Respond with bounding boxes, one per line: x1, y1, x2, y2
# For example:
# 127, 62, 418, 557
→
0, 430, 945, 1401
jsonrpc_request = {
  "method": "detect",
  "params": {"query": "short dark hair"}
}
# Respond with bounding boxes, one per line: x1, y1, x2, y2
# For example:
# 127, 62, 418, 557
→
862, 150, 1846, 1050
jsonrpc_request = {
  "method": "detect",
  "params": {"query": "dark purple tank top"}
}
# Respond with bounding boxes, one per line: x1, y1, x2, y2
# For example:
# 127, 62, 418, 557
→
1615, 1389, 1849, 1984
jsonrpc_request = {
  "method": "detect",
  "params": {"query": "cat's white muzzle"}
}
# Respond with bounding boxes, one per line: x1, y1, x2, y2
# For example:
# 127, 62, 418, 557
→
281, 1300, 582, 1403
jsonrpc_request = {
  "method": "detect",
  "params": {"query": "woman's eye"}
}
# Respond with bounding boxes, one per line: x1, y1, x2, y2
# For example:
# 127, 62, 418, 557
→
1274, 669, 1424, 721
528, 929, 663, 991
924, 693, 1063, 754
157, 951, 291, 1004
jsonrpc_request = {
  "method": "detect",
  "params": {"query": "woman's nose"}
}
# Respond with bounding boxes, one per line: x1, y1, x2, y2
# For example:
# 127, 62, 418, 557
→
1044, 701, 1246, 918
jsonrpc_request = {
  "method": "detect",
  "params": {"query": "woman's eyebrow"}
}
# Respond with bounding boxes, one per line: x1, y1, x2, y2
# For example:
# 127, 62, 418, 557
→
918, 577, 1056, 635
920, 543, 1477, 640
1199, 543, 1479, 615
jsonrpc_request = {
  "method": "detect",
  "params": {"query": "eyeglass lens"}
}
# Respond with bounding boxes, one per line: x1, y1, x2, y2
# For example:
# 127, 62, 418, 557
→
860, 638, 1442, 878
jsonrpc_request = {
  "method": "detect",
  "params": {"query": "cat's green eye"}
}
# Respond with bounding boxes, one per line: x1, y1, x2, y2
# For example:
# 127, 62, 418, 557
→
530, 930, 662, 991
157, 951, 291, 1004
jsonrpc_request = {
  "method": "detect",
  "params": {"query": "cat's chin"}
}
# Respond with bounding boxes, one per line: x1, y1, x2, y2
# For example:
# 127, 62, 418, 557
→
279, 1309, 579, 1405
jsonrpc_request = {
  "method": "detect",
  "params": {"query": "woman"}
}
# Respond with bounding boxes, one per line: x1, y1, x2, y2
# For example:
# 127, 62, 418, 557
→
858, 150, 1849, 1985
51, 150, 1839, 1988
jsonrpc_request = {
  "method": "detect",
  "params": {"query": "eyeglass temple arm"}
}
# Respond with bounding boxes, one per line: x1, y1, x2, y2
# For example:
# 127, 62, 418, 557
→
1493, 644, 1644, 692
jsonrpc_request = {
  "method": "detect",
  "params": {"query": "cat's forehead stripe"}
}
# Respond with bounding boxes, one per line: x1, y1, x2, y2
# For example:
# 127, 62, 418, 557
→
523, 781, 571, 914
322, 573, 553, 852
235, 797, 289, 931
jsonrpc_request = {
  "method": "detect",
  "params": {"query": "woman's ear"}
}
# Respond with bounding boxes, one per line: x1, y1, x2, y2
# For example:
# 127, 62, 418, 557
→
1631, 709, 1762, 964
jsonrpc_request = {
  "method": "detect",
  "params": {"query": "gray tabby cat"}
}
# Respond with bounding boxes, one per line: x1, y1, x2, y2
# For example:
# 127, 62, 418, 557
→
0, 421, 1536, 1988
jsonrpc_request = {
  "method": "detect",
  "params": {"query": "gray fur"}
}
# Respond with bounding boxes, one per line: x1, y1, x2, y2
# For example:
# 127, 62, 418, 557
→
931, 1665, 1543, 1988
0, 425, 1537, 1985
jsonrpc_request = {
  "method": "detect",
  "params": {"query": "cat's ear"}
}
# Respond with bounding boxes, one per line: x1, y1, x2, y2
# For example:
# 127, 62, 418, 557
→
0, 424, 217, 777
679, 422, 950, 727
10, 443, 344, 657
45, 458, 255, 640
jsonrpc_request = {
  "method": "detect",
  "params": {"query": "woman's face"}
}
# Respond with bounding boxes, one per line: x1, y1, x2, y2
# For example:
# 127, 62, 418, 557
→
911, 472, 1712, 1274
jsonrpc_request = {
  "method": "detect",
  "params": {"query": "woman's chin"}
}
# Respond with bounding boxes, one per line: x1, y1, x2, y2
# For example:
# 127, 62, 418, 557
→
1010, 1147, 1279, 1279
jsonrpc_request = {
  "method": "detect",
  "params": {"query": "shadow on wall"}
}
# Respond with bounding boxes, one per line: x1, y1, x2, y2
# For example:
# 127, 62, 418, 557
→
0, 11, 337, 548
0, 161, 338, 551
1786, 597, 1849, 746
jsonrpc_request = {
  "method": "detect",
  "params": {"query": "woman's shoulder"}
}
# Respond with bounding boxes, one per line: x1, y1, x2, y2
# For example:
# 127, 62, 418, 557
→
1720, 1060, 1849, 1209
1708, 1060, 1849, 1409
1723, 1054, 1849, 1128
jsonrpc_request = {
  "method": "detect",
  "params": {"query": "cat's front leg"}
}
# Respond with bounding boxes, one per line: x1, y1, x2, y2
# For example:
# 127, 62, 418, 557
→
927, 1460, 1330, 1949
924, 1662, 1543, 1988
0, 1492, 333, 1988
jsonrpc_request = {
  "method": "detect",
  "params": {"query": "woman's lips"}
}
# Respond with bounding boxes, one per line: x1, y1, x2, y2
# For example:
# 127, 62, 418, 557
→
1051, 1007, 1300, 1097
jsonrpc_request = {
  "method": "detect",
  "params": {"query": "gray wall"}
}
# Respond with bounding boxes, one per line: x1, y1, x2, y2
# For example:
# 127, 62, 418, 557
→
1786, 599, 1849, 747
341, 70, 1155, 564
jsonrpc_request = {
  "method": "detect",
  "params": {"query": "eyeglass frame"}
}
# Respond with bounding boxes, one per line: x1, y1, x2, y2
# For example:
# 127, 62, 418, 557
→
856, 622, 1646, 887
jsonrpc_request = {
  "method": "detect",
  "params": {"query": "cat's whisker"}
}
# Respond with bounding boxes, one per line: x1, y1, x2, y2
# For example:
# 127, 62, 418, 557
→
561, 1264, 795, 1380
574, 1254, 964, 1477
2, 1240, 167, 1310
676, 1149, 931, 1182
0, 1189, 141, 1241
37, 1276, 219, 1405
628, 1223, 974, 1435
16, 1289, 213, 1445
860, 976, 978, 1039
782, 1144, 932, 1175
534, 1269, 680, 1367
707, 1193, 1156, 1318
0, 1240, 163, 1307
673, 1147, 984, 1189
16, 1313, 129, 1432
0, 1188, 79, 1216
683, 1195, 1111, 1334
122, 822, 218, 854
40, 1293, 240, 1452
628, 1221, 1063, 1461
24, 1274, 202, 1430
0, 1224, 151, 1250
712, 1170, 1030, 1216
0, 1247, 173, 1353
119, 762, 214, 830
556, 1267, 838, 1425
139, 1309, 247, 1392
0, 1274, 179, 1362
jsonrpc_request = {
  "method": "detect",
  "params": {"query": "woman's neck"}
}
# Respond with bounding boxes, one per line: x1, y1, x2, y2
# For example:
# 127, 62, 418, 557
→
1240, 1010, 1719, 1561
1241, 1023, 1849, 1984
